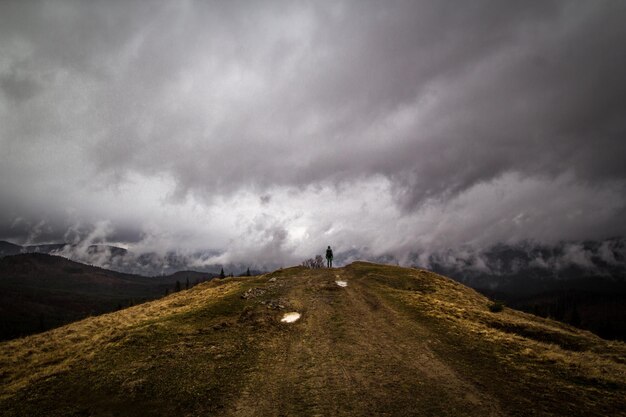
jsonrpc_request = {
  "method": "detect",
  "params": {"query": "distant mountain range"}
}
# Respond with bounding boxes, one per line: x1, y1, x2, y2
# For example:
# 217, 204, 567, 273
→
0, 240, 262, 277
0, 240, 128, 259
4, 238, 624, 283
414, 237, 626, 292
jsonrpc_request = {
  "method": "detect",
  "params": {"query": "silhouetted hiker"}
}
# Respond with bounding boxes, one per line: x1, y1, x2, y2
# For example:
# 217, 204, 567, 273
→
326, 246, 333, 268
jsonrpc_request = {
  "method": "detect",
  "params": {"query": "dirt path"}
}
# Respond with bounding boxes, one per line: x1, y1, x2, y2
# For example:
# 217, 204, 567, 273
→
227, 268, 505, 417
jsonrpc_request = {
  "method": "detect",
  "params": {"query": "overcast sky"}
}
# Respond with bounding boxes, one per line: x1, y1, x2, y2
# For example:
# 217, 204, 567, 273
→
1, 0, 625, 266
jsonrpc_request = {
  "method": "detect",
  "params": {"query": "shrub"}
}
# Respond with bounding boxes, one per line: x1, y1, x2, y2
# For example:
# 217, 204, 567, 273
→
302, 255, 325, 269
489, 300, 505, 313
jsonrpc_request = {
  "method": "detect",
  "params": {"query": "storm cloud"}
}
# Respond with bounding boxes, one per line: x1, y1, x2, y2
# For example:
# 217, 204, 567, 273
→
1, 0, 625, 266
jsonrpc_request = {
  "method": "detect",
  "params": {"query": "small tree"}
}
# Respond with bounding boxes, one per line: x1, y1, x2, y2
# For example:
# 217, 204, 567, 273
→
175, 280, 181, 292
219, 268, 225, 279
302, 255, 325, 269
185, 277, 190, 290
246, 267, 251, 276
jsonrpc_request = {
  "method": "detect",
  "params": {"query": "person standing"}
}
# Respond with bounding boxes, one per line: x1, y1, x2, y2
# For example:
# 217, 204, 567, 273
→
325, 246, 334, 268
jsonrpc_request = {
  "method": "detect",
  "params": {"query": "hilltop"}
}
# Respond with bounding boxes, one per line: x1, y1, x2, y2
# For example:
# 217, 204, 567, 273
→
5, 238, 625, 340
1, 262, 624, 416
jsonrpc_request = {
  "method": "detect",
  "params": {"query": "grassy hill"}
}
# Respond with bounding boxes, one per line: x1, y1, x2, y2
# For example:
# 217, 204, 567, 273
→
1, 262, 624, 416
0, 254, 215, 340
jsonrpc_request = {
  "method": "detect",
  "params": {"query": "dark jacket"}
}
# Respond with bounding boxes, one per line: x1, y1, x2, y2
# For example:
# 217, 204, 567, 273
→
326, 248, 333, 259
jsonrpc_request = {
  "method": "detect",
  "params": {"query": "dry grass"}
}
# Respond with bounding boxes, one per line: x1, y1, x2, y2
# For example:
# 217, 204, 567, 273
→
395, 268, 626, 389
0, 280, 241, 399
2, 262, 625, 416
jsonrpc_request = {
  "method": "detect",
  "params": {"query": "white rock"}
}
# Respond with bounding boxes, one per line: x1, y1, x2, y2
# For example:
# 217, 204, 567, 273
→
281, 312, 301, 323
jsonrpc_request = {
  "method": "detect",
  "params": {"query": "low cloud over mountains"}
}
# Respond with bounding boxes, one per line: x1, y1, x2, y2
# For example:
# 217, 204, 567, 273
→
2, 238, 624, 288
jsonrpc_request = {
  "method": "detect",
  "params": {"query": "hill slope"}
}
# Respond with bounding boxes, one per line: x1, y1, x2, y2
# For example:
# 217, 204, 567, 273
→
1, 262, 624, 416
0, 254, 214, 340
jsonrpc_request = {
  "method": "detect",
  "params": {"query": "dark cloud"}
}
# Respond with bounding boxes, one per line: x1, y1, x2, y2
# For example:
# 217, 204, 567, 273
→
0, 68, 43, 103
0, 0, 625, 264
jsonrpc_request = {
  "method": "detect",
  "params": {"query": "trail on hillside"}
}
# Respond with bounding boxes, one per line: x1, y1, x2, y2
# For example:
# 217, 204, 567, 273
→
3, 263, 625, 417
228, 268, 504, 417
